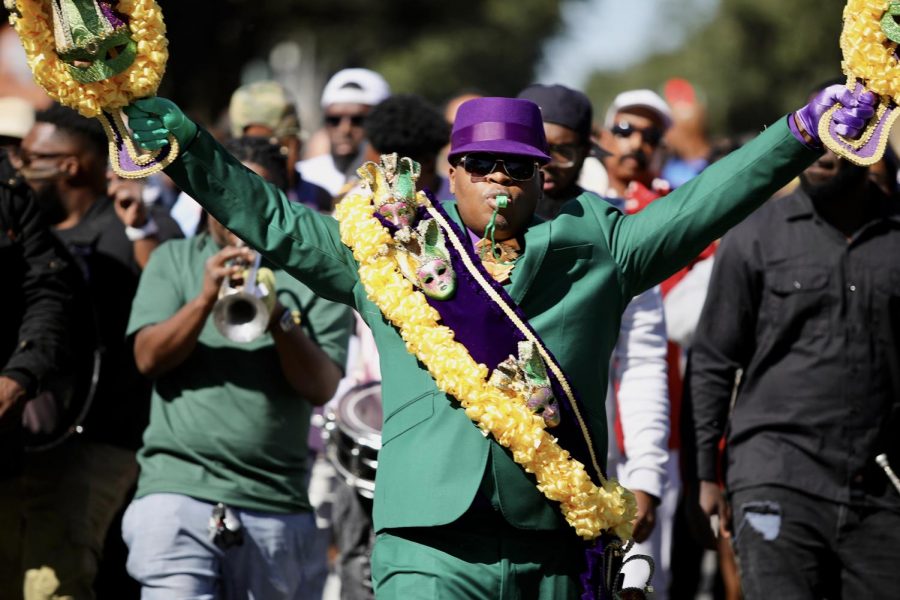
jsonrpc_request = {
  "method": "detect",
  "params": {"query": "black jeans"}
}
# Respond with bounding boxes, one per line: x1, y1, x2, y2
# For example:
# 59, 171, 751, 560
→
730, 485, 900, 600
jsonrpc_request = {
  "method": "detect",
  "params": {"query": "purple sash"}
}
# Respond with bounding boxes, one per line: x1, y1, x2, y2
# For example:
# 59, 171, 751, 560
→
375, 196, 614, 599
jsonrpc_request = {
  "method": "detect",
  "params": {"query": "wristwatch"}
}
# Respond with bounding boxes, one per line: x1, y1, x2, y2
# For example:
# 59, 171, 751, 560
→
124, 217, 159, 241
278, 308, 301, 333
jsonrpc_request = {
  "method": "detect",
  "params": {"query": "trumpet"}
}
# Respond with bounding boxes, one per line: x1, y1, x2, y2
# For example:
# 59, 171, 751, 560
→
212, 248, 272, 343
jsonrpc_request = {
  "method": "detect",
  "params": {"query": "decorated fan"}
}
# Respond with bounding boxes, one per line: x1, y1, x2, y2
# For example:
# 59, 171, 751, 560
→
4, 0, 176, 178
821, 0, 900, 165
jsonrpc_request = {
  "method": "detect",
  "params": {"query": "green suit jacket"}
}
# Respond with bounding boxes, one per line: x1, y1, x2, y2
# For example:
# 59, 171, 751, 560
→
165, 118, 817, 533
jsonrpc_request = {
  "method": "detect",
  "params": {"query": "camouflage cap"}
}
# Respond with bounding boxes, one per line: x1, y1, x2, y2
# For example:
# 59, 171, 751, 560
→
228, 81, 300, 139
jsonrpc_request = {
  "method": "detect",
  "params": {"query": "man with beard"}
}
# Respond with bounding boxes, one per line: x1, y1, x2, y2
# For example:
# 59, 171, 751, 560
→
691, 145, 900, 598
0, 104, 181, 599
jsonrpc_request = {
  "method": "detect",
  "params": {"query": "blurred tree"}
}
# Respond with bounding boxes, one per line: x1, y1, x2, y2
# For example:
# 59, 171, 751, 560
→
155, 0, 576, 124
584, 0, 844, 135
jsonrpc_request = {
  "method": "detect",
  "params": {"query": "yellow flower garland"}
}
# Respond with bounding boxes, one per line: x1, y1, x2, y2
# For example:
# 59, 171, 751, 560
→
8, 0, 168, 117
841, 0, 900, 100
334, 191, 637, 541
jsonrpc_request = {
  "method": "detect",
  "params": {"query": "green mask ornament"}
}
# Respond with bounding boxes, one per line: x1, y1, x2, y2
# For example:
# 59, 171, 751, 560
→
489, 341, 560, 428
414, 219, 456, 301
51, 0, 137, 84
359, 153, 422, 230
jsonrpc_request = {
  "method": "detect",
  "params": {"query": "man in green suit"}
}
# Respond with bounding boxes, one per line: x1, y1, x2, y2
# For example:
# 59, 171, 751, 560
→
123, 88, 873, 598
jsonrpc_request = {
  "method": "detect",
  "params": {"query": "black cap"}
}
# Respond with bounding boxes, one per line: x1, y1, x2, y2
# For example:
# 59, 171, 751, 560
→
517, 83, 593, 140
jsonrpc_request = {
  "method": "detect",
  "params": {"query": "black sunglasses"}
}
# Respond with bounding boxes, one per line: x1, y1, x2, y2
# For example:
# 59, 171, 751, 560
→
458, 153, 538, 181
324, 114, 366, 128
610, 121, 663, 146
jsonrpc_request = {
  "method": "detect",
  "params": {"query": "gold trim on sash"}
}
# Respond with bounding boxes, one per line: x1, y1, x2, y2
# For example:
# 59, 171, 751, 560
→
335, 158, 636, 540
426, 206, 605, 483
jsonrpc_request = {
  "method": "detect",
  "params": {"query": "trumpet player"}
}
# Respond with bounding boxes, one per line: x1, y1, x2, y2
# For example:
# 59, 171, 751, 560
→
123, 137, 354, 600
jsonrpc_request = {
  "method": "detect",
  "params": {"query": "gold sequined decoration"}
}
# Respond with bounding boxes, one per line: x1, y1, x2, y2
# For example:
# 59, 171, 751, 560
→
475, 237, 520, 284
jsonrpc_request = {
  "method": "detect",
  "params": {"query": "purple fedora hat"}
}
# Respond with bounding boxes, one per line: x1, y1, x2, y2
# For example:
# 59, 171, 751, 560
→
448, 97, 551, 164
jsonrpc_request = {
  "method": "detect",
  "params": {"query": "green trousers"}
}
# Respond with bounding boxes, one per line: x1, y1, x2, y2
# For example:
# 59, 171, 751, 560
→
371, 517, 585, 599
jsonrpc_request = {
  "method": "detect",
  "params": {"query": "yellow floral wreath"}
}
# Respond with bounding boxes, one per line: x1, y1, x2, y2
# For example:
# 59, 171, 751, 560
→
334, 191, 636, 541
7, 0, 167, 118
840, 0, 900, 100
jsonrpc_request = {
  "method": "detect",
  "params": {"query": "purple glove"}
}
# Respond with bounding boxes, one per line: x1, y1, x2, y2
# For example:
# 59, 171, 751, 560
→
790, 84, 878, 148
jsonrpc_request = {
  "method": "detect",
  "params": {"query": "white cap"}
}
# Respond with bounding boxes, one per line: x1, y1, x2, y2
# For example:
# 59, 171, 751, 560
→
0, 97, 35, 140
320, 68, 391, 108
604, 89, 673, 131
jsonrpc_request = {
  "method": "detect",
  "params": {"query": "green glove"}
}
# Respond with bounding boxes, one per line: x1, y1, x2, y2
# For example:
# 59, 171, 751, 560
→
124, 97, 198, 151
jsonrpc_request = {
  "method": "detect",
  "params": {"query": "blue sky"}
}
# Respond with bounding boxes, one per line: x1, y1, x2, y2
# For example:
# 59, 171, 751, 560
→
537, 0, 720, 88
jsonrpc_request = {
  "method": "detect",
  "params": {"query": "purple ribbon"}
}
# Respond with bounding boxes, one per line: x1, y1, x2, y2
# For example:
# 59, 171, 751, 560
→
826, 84, 895, 162
452, 121, 541, 148
375, 198, 615, 599
104, 110, 170, 173
581, 537, 618, 600
379, 200, 599, 477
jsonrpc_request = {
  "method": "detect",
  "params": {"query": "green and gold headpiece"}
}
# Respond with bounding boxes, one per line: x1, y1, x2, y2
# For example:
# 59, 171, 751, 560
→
5, 0, 175, 178
51, 0, 137, 83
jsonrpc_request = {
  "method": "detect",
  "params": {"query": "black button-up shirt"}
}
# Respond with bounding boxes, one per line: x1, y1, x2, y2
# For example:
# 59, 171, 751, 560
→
54, 197, 183, 450
690, 186, 900, 509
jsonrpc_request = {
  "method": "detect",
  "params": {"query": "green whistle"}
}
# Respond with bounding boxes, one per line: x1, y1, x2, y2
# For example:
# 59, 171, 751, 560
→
496, 195, 509, 208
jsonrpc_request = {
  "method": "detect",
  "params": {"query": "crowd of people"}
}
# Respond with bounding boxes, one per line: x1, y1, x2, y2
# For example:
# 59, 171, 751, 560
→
1, 16, 899, 600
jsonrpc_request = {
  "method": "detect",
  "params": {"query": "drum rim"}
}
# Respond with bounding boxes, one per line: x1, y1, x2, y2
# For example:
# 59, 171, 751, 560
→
332, 380, 382, 444
323, 380, 382, 498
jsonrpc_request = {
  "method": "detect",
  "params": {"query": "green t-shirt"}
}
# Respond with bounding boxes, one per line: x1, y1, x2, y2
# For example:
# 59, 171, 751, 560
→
127, 234, 353, 513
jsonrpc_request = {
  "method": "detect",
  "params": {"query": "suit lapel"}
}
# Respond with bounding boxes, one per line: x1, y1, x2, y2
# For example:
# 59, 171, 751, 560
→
508, 216, 549, 304
442, 200, 549, 305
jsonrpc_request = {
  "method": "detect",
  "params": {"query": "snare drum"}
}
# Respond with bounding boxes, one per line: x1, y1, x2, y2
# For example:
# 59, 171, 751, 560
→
323, 381, 382, 498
